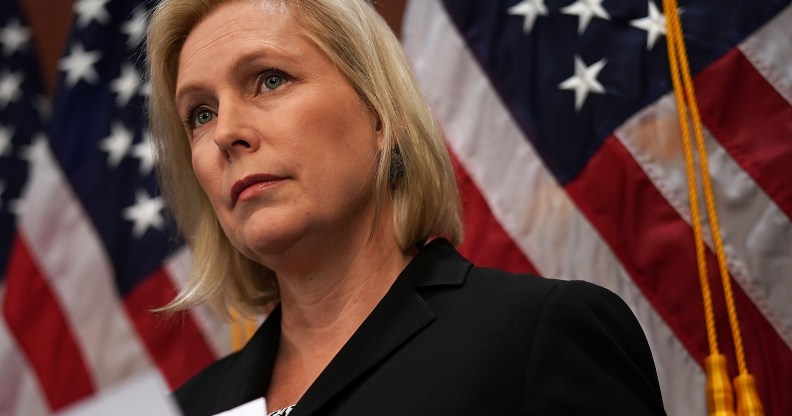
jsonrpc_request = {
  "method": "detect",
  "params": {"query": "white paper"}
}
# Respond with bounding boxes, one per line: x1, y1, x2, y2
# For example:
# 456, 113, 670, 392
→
58, 372, 180, 416
213, 397, 267, 416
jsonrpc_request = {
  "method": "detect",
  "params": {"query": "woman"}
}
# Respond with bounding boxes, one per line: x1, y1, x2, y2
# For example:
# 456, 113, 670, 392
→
146, 0, 666, 415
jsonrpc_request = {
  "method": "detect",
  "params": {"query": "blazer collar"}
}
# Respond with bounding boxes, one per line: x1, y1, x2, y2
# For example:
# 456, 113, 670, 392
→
215, 239, 472, 415
398, 238, 473, 289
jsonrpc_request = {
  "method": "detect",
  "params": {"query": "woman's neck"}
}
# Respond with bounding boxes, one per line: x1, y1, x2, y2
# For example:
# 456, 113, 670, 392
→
276, 221, 413, 347
269, 197, 412, 335
264, 211, 415, 410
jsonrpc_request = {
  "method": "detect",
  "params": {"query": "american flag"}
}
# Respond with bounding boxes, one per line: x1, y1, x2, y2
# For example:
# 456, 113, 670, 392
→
403, 0, 792, 414
0, 0, 228, 414
2, 0, 791, 415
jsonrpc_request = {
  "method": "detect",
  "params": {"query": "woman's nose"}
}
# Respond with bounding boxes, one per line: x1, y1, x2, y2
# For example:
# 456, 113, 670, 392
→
212, 97, 261, 160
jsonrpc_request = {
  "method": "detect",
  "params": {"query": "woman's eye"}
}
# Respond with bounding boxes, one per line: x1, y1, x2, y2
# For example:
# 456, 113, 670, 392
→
191, 109, 215, 128
261, 73, 285, 91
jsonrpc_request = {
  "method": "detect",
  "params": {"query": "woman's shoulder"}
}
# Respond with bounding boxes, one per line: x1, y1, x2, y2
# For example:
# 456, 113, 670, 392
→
418, 239, 631, 319
423, 238, 614, 292
462, 266, 665, 413
463, 263, 623, 310
459, 264, 650, 351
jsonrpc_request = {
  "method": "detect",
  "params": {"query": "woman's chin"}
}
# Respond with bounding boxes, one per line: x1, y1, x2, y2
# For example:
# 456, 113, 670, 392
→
232, 219, 311, 265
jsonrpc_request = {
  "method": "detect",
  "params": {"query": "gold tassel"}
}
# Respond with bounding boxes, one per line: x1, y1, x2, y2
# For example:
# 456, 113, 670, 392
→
734, 374, 764, 416
705, 354, 735, 416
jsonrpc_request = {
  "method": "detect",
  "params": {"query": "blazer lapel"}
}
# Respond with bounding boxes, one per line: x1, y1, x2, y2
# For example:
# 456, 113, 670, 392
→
215, 307, 282, 413
293, 239, 472, 416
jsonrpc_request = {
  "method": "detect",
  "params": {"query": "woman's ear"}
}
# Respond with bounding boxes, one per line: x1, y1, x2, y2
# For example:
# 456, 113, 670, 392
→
374, 115, 385, 148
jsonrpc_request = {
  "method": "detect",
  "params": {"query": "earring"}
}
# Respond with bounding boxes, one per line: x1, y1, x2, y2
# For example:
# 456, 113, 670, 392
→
389, 145, 404, 182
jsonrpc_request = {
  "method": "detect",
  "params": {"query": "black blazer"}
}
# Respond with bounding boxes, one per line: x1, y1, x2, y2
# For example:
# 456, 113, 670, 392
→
176, 239, 665, 415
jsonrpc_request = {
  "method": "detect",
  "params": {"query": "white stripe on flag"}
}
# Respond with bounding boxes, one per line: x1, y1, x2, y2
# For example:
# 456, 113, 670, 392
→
401, 1, 703, 414
164, 247, 230, 358
615, 94, 792, 349
0, 288, 50, 416
15, 137, 155, 389
739, 4, 792, 106
12, 370, 50, 416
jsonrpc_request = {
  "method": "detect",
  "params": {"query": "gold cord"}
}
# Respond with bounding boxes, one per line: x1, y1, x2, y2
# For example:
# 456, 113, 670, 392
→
661, 0, 763, 413
662, 0, 719, 358
230, 306, 257, 351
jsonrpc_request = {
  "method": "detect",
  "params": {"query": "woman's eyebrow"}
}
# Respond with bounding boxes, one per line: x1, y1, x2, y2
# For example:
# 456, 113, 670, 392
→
175, 47, 301, 106
226, 46, 302, 73
174, 82, 208, 111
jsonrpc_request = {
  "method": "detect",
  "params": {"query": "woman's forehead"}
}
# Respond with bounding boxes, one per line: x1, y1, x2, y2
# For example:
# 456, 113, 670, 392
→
184, 1, 294, 49
177, 2, 301, 75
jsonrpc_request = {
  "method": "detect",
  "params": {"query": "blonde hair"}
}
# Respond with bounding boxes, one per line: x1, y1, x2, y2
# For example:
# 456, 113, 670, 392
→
147, 0, 462, 313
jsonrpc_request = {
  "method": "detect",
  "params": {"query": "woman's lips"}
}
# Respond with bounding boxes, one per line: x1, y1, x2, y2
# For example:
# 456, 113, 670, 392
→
231, 174, 285, 205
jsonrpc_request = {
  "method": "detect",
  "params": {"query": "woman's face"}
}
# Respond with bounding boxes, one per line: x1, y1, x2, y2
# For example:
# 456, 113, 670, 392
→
176, 1, 381, 265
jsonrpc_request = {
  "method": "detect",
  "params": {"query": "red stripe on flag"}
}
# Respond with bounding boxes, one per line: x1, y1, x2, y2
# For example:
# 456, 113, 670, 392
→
2, 234, 95, 411
450, 151, 538, 274
565, 136, 792, 415
123, 268, 216, 390
695, 48, 792, 220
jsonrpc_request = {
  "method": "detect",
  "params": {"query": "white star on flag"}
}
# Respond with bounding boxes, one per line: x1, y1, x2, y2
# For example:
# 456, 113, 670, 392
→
110, 64, 140, 107
121, 8, 148, 47
74, 0, 111, 28
9, 133, 46, 216
59, 43, 102, 87
0, 70, 24, 110
558, 55, 607, 111
123, 190, 165, 238
19, 132, 46, 165
561, 0, 610, 35
0, 19, 31, 56
508, 0, 548, 34
100, 122, 133, 168
631, 2, 667, 50
0, 124, 13, 157
6, 194, 24, 217
3, 187, 27, 220
139, 80, 151, 98
131, 132, 155, 175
